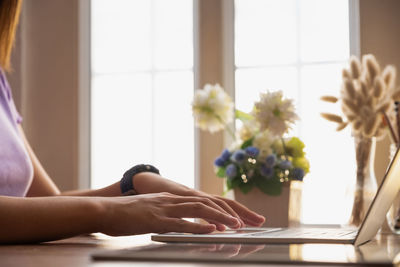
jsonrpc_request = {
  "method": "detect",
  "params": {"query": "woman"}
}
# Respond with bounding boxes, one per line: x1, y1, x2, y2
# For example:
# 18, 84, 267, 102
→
0, 0, 264, 244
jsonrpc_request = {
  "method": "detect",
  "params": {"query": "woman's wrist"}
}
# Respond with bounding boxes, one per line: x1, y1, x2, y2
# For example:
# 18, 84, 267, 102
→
89, 197, 111, 234
120, 164, 160, 195
133, 172, 193, 196
132, 172, 158, 194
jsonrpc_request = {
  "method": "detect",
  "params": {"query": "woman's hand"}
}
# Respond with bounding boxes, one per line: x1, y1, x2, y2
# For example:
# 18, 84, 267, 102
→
133, 173, 265, 229
99, 192, 242, 236
0, 193, 242, 244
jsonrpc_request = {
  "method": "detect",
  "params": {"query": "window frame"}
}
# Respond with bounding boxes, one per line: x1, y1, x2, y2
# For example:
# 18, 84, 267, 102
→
78, 0, 91, 189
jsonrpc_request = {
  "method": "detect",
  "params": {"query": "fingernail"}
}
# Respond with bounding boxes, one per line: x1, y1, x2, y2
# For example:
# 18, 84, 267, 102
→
254, 215, 266, 222
230, 217, 240, 227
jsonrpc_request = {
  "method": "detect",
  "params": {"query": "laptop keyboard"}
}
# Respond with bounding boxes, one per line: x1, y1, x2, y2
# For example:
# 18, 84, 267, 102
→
247, 228, 358, 239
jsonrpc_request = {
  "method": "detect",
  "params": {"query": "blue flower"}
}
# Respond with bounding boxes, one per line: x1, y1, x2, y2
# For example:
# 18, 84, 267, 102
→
245, 146, 259, 158
225, 164, 237, 179
220, 149, 231, 162
214, 157, 225, 167
265, 154, 277, 167
231, 149, 246, 164
279, 160, 292, 170
292, 167, 305, 181
260, 164, 273, 178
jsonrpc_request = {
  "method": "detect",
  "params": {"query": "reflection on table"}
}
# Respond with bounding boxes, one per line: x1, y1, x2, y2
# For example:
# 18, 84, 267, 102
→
1, 233, 400, 266
93, 233, 400, 266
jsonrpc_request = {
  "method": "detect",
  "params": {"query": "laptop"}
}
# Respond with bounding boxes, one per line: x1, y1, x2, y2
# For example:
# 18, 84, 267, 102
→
152, 147, 400, 247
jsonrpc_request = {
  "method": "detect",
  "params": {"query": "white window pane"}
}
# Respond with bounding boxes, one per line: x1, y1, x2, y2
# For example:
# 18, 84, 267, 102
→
91, 74, 153, 189
235, 0, 297, 67
300, 63, 355, 224
235, 67, 298, 113
91, 1, 194, 190
91, 0, 151, 73
234, 0, 351, 224
154, 0, 193, 70
154, 71, 194, 188
300, 0, 350, 62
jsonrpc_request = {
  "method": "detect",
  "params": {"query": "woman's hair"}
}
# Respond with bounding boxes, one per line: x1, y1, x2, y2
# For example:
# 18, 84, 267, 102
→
0, 0, 22, 71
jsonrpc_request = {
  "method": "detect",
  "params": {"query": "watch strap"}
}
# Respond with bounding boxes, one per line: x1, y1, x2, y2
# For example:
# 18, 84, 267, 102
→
120, 164, 160, 195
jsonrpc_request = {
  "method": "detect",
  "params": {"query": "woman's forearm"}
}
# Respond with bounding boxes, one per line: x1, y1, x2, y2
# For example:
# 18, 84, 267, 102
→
0, 196, 104, 244
0, 193, 246, 244
60, 181, 122, 197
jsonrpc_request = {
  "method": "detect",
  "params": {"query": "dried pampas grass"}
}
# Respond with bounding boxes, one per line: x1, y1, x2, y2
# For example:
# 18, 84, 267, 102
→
321, 54, 400, 141
320, 113, 343, 123
320, 96, 338, 103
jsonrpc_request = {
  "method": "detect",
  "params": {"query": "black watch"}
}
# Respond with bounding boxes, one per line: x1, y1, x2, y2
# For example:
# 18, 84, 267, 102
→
120, 164, 160, 195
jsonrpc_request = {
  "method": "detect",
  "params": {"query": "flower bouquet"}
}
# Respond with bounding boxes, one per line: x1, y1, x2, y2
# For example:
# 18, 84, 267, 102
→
192, 84, 310, 196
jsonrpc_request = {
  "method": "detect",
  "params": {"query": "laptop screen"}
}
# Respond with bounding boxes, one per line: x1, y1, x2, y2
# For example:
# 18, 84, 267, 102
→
355, 147, 400, 246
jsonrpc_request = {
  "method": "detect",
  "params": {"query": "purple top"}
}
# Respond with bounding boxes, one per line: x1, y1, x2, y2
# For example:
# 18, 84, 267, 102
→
0, 70, 33, 196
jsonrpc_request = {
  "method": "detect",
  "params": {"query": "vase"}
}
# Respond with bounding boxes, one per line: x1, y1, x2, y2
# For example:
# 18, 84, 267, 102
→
347, 136, 378, 227
386, 143, 400, 234
234, 181, 302, 227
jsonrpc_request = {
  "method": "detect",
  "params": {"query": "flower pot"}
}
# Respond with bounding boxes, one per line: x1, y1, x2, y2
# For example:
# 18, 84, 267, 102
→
234, 181, 302, 227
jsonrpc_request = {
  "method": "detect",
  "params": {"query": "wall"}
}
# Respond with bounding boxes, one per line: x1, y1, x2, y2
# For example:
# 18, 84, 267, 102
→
359, 0, 400, 183
8, 0, 80, 191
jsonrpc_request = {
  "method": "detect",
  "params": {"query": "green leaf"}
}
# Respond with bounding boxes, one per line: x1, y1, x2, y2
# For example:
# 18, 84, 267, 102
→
235, 109, 254, 122
255, 178, 282, 196
216, 167, 226, 178
226, 178, 233, 190
232, 178, 242, 188
226, 177, 241, 190
240, 137, 254, 149
239, 182, 254, 194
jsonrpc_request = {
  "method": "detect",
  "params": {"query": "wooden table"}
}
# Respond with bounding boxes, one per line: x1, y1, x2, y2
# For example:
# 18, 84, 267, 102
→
1, 233, 400, 266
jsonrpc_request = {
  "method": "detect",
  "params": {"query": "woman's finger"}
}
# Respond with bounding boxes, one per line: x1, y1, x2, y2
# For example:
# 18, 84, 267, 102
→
165, 202, 241, 229
215, 196, 265, 226
160, 218, 216, 234
165, 195, 242, 228
192, 192, 245, 227
203, 219, 226, 232
172, 196, 232, 218
207, 196, 245, 227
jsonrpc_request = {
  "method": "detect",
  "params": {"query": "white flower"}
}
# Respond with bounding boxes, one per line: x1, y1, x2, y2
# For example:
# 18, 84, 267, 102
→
253, 130, 277, 158
192, 84, 234, 133
238, 119, 258, 141
253, 90, 298, 136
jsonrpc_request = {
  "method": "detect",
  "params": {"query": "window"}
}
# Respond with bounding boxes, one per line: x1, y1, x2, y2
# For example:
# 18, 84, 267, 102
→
233, 0, 354, 224
89, 0, 357, 224
91, 0, 194, 189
